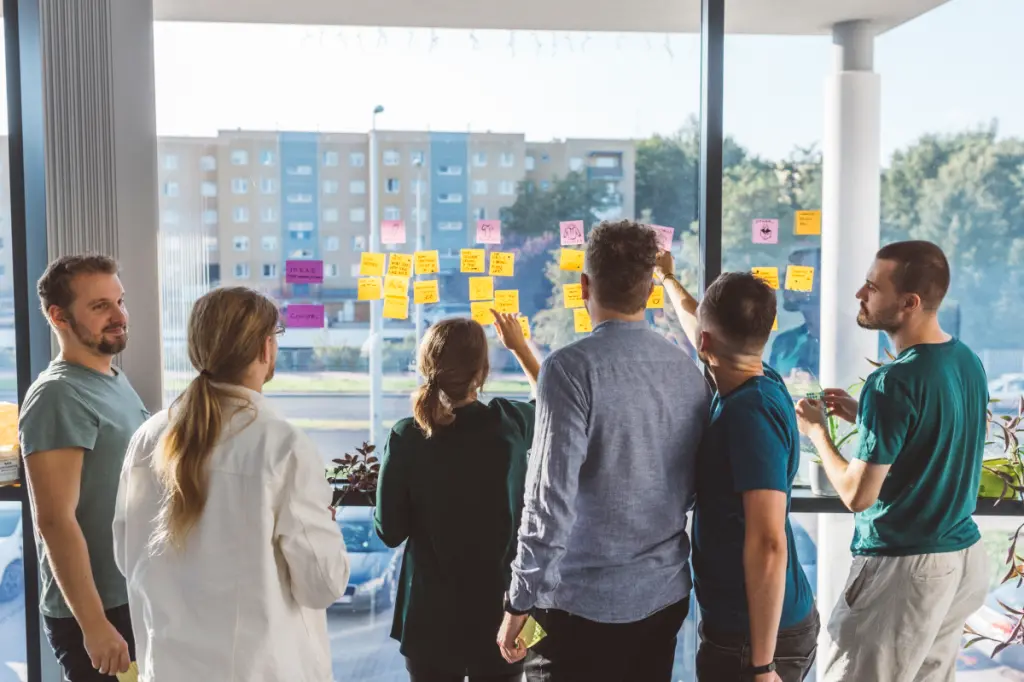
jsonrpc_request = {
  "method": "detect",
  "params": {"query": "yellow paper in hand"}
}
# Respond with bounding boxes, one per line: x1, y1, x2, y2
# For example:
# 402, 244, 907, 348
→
387, 252, 413, 278
359, 252, 386, 277
794, 210, 822, 235
384, 275, 410, 298
573, 308, 593, 333
518, 316, 531, 340
494, 290, 520, 314
490, 252, 515, 277
560, 249, 585, 272
469, 277, 495, 301
563, 283, 584, 309
357, 277, 382, 301
461, 249, 485, 274
752, 267, 780, 290
647, 285, 664, 309
116, 662, 139, 682
414, 250, 440, 275
414, 279, 440, 305
520, 616, 547, 649
471, 301, 496, 326
785, 265, 815, 292
383, 296, 409, 320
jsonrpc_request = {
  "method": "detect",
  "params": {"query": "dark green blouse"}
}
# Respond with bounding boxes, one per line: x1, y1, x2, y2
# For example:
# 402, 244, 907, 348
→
374, 398, 535, 675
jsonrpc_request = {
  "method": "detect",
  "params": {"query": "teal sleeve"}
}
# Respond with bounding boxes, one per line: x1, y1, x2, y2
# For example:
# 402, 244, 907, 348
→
19, 381, 99, 455
373, 427, 411, 548
853, 373, 915, 466
725, 398, 790, 494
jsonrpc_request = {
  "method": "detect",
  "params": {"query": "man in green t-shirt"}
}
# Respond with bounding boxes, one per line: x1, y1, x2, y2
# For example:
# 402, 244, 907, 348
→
20, 255, 149, 681
795, 241, 988, 682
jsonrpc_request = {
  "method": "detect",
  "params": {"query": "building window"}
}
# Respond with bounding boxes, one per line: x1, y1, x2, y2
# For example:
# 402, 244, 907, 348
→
323, 180, 340, 194
200, 155, 216, 171
262, 236, 277, 251
525, 155, 536, 171
261, 263, 277, 278
606, 181, 618, 195
288, 221, 314, 232
202, 210, 218, 225
383, 150, 400, 166
260, 150, 275, 166
410, 151, 424, 166
473, 152, 487, 167
323, 208, 340, 222
288, 230, 312, 241
438, 193, 463, 204
499, 181, 515, 196
231, 178, 248, 195
500, 152, 515, 167
349, 180, 366, 195
384, 206, 401, 221
257, 178, 274, 194
260, 207, 277, 223
438, 221, 463, 232
325, 236, 340, 251
326, 264, 340, 278
473, 180, 488, 195
286, 165, 313, 176
200, 181, 217, 197
286, 193, 314, 204
437, 165, 463, 176
323, 151, 339, 167
350, 264, 362, 278
163, 182, 179, 197
234, 263, 250, 279
569, 157, 584, 172
473, 207, 486, 221
352, 236, 366, 252
164, 154, 179, 171
231, 149, 249, 166
205, 236, 218, 251
541, 153, 550, 162
289, 249, 314, 259
350, 152, 365, 167
385, 178, 401, 194
594, 155, 620, 168
350, 208, 366, 222
233, 236, 250, 251
233, 207, 250, 223
540, 181, 551, 191
162, 210, 179, 225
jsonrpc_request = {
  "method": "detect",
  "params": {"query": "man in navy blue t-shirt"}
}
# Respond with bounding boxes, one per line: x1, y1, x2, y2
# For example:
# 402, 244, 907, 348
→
656, 253, 818, 682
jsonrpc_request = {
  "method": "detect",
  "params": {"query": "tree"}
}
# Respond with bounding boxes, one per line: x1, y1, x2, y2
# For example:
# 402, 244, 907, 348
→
501, 171, 606, 238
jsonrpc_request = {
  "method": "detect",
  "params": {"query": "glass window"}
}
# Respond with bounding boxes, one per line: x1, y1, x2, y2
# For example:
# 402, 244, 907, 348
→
473, 180, 488, 195
352, 236, 367, 252
234, 263, 250, 279
230, 149, 249, 166
385, 178, 400, 194
349, 180, 366, 195
202, 210, 218, 225
164, 182, 179, 197
325, 237, 340, 252
323, 208, 340, 222
286, 193, 314, 204
200, 155, 216, 171
500, 152, 515, 167
438, 221, 463, 232
262, 263, 278, 278
324, 151, 340, 167
383, 207, 401, 221
233, 236, 250, 251
287, 165, 313, 176
473, 152, 487, 167
350, 208, 366, 222
260, 207, 277, 223
260, 178, 276, 194
164, 154, 179, 170
349, 152, 366, 167
260, 150, 275, 166
383, 150, 400, 166
200, 181, 217, 197
232, 207, 250, 224
262, 236, 278, 251
323, 180, 340, 194
437, 165, 462, 176
473, 207, 486, 221
525, 155, 535, 171
326, 263, 341, 278
438, 193, 463, 204
231, 178, 248, 194
498, 181, 515, 196
410, 151, 424, 166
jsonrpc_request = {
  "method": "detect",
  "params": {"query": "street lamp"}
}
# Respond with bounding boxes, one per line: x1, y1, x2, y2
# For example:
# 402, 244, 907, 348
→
369, 106, 384, 445
413, 156, 425, 384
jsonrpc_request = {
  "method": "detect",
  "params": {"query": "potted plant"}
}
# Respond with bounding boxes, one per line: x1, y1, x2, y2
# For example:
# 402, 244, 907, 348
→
326, 441, 380, 508
807, 401, 859, 497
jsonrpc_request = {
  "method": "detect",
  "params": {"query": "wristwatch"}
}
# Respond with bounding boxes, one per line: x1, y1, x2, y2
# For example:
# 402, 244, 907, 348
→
503, 592, 531, 616
743, 661, 777, 677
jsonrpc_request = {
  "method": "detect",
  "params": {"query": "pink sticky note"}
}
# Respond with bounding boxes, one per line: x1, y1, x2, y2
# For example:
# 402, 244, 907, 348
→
559, 220, 585, 246
476, 220, 502, 245
286, 304, 325, 328
652, 225, 674, 251
285, 260, 324, 284
381, 220, 407, 245
752, 219, 779, 244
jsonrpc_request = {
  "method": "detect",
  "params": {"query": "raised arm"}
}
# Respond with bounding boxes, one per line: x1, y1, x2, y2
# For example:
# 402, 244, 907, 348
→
492, 311, 541, 393
654, 250, 700, 349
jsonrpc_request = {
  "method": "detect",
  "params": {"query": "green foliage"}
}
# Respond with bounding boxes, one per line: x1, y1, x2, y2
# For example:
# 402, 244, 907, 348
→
501, 171, 607, 238
532, 256, 582, 350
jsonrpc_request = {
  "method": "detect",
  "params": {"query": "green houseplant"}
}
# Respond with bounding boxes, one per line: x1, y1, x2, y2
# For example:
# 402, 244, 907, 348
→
326, 441, 380, 508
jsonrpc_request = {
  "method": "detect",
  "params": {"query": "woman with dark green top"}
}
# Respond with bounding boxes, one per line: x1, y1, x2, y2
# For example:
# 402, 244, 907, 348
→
375, 312, 540, 682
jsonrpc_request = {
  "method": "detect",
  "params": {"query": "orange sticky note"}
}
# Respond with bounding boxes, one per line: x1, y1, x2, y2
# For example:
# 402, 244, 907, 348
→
795, 210, 822, 236
785, 265, 815, 292
560, 249, 585, 272
647, 285, 664, 309
414, 250, 440, 275
519, 316, 531, 340
752, 267, 780, 290
573, 308, 593, 333
495, 290, 520, 314
387, 253, 413, 278
469, 276, 495, 301
357, 277, 382, 301
471, 301, 496, 325
772, 316, 779, 331
384, 275, 409, 298
461, 249, 485, 273
563, 283, 584, 309
359, 252, 386, 277
383, 296, 409, 320
490, 252, 515, 277
414, 279, 440, 305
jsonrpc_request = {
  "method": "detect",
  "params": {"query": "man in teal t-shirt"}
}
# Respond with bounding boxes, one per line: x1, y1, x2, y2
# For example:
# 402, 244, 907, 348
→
796, 241, 989, 682
20, 255, 148, 682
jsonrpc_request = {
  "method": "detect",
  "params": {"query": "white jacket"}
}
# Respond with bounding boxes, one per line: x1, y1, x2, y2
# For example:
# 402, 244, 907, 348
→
113, 386, 349, 682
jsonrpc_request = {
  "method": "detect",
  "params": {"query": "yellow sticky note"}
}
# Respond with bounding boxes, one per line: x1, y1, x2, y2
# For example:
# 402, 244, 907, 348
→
785, 265, 815, 292
560, 249, 585, 272
495, 290, 520, 314
357, 277, 382, 301
471, 301, 496, 326
795, 210, 822, 236
752, 267, 780, 290
383, 296, 409, 320
414, 250, 440, 275
490, 252, 515, 277
573, 308, 593, 333
116, 662, 139, 682
469, 276, 495, 301
772, 316, 779, 331
359, 252, 386, 277
519, 316, 531, 340
414, 279, 440, 305
647, 285, 664, 309
563, 283, 584, 309
461, 249, 485, 273
384, 275, 409, 298
387, 252, 413, 277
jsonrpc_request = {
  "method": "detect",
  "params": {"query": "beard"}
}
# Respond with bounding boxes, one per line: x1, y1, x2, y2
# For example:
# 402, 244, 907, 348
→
856, 303, 901, 334
69, 314, 128, 355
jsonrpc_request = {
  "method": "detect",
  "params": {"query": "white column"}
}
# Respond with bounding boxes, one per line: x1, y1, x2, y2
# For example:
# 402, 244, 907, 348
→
817, 20, 881, 678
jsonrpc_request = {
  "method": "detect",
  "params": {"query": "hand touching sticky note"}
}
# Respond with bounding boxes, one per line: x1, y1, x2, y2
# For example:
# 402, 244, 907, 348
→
563, 283, 584, 309
647, 285, 664, 309
795, 210, 822, 235
387, 253, 413, 278
490, 252, 515, 277
461, 249, 485, 273
358, 277, 382, 300
560, 249, 585, 272
415, 250, 440, 275
573, 308, 593, 333
652, 225, 674, 251
560, 220, 585, 246
414, 280, 440, 305
359, 252, 386, 277
495, 290, 520, 314
752, 267, 780, 290
384, 275, 410, 298
383, 296, 409, 320
381, 220, 407, 245
785, 265, 815, 292
469, 277, 494, 301
476, 220, 502, 245
517, 316, 531, 340
471, 301, 496, 326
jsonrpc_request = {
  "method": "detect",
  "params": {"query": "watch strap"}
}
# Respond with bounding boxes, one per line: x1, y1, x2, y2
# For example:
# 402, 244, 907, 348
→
744, 661, 777, 676
503, 592, 531, 616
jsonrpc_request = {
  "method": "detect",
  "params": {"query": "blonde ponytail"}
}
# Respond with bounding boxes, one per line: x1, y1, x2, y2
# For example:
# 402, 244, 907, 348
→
412, 380, 456, 438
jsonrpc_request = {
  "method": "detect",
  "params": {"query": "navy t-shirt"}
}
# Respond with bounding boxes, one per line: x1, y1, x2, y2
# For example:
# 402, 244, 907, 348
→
692, 364, 814, 634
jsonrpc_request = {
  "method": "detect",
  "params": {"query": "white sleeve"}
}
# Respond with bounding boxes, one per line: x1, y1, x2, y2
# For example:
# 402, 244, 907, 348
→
112, 429, 142, 577
275, 433, 350, 609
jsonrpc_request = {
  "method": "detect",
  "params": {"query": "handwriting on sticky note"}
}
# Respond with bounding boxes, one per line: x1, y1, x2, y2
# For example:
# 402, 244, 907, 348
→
785, 265, 815, 292
752, 267, 780, 290
476, 219, 502, 245
560, 220, 585, 246
752, 219, 779, 245
519, 316, 531, 340
647, 285, 664, 309
414, 279, 439, 305
384, 275, 410, 298
471, 301, 495, 325
286, 304, 324, 329
461, 249, 485, 273
490, 252, 515, 277
388, 253, 413, 278
794, 210, 822, 236
573, 308, 593, 333
563, 283, 584, 309
360, 252, 386, 277
652, 225, 674, 251
357, 277, 382, 301
495, 290, 520, 314
560, 249, 585, 272
415, 250, 439, 275
383, 296, 409, 320
469, 276, 494, 301
381, 220, 407, 245
285, 259, 323, 284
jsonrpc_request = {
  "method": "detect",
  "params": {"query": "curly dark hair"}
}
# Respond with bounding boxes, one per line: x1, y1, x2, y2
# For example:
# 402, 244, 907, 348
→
698, 272, 777, 354
584, 220, 659, 314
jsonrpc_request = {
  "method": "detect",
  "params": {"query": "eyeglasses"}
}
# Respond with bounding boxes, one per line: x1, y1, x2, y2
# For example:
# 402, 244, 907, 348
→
274, 323, 286, 336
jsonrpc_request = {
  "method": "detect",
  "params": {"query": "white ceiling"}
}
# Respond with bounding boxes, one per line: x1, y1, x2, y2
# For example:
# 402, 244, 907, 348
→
147, 0, 950, 35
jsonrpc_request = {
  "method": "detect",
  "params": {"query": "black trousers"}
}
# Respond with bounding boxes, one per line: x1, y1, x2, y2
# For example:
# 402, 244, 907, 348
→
43, 604, 135, 682
696, 608, 820, 682
524, 597, 690, 682
405, 657, 524, 682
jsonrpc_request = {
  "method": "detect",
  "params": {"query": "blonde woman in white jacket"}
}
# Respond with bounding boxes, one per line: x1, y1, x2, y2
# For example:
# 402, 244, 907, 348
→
113, 287, 349, 682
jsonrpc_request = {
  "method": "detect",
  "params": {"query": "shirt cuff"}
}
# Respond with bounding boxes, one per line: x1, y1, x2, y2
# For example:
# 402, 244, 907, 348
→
508, 574, 536, 613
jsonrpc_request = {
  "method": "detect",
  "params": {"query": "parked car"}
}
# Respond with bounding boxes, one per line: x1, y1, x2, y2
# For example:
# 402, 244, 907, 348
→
0, 502, 23, 603
792, 520, 817, 595
331, 507, 401, 613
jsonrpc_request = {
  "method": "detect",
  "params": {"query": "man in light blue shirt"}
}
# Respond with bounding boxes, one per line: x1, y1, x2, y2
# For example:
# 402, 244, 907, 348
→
497, 221, 710, 682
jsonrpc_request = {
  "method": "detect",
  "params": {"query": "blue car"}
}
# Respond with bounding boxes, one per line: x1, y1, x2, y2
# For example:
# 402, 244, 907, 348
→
792, 520, 817, 596
331, 507, 401, 613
